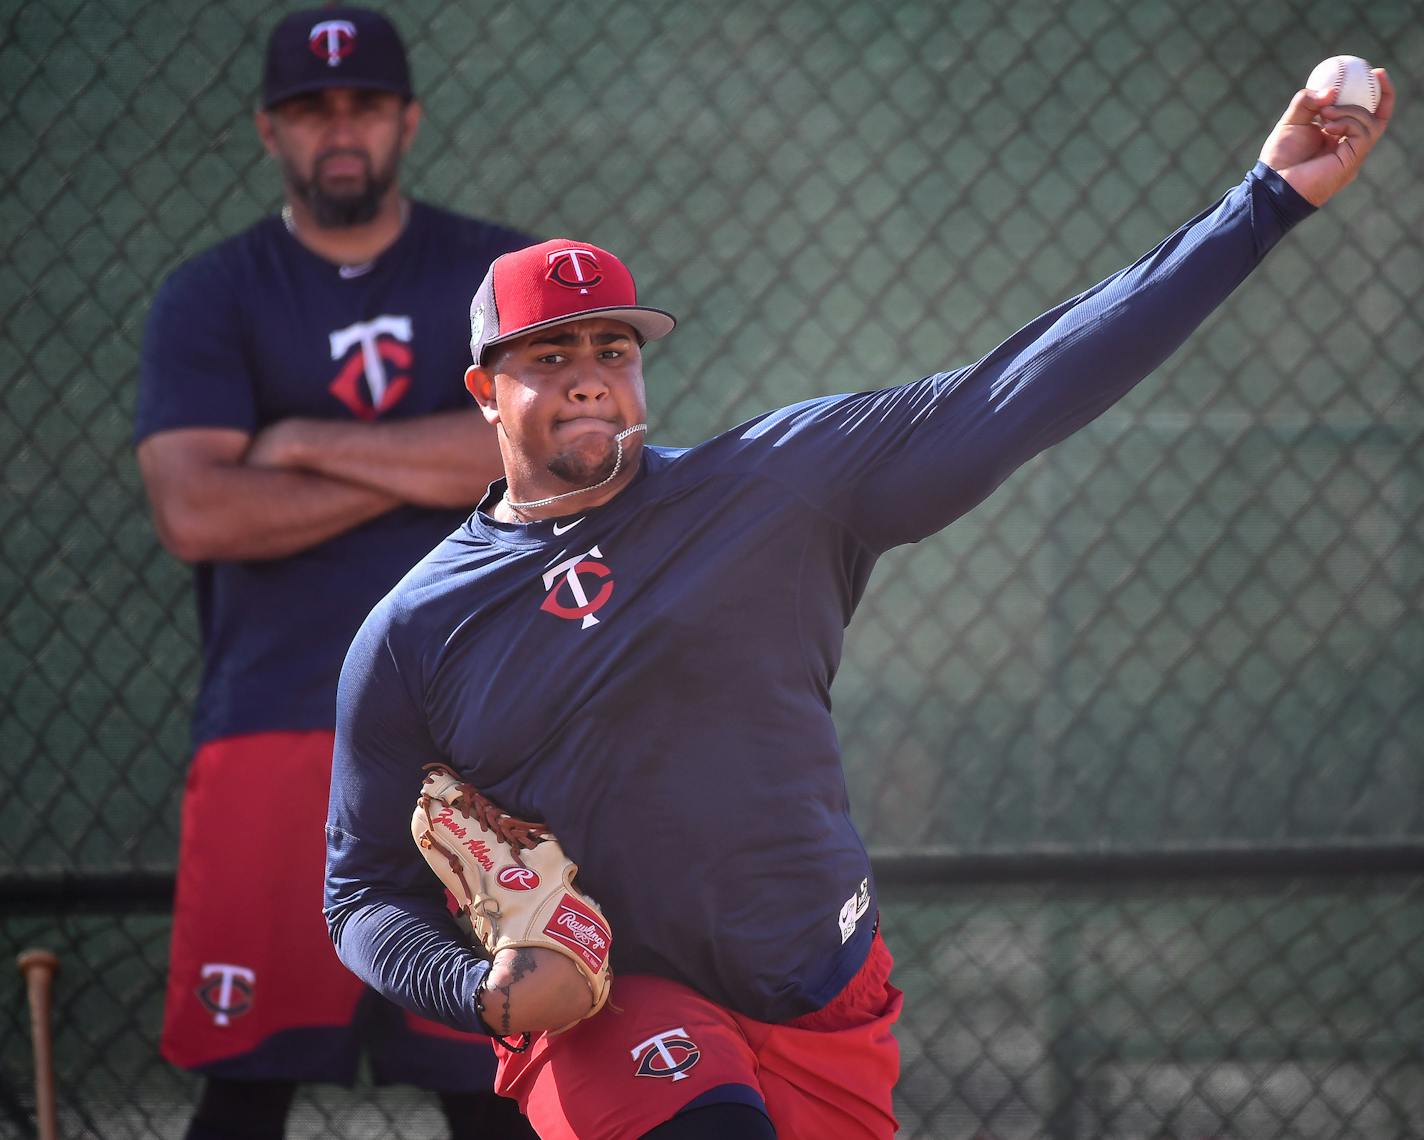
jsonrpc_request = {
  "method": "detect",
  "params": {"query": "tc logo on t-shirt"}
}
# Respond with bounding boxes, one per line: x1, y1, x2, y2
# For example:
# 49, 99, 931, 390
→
328, 315, 412, 419
541, 545, 615, 629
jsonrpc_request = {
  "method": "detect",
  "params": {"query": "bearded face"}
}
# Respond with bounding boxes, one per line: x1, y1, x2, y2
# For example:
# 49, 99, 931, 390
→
262, 88, 413, 229
281, 142, 400, 228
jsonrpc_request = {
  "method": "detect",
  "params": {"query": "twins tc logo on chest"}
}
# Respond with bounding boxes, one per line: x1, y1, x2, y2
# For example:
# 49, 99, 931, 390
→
327, 315, 412, 419
540, 545, 616, 628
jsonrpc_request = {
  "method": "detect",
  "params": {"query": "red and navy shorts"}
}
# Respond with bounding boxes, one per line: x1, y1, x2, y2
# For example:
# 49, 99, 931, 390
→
496, 928, 903, 1139
160, 730, 500, 1090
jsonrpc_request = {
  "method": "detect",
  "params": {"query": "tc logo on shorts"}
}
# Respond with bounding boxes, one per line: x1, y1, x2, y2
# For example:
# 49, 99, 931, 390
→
541, 546, 615, 629
309, 19, 357, 67
327, 315, 413, 420
497, 865, 541, 890
542, 894, 612, 973
196, 963, 255, 1026
631, 1028, 700, 1082
545, 248, 603, 294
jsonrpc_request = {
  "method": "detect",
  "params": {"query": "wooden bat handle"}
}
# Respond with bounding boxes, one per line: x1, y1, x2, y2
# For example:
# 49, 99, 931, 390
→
17, 948, 60, 1140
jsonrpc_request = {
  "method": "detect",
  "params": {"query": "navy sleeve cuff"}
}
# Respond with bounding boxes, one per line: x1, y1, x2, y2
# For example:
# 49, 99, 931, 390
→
1250, 159, 1318, 230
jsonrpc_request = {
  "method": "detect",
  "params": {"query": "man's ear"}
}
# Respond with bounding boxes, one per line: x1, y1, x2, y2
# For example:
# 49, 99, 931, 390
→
254, 109, 279, 159
400, 99, 422, 154
465, 365, 500, 425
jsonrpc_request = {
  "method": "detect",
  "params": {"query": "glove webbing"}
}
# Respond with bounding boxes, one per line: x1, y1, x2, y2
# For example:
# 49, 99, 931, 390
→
421, 763, 550, 861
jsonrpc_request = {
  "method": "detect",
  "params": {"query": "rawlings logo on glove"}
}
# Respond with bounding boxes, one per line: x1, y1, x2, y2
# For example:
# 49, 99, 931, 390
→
412, 763, 612, 1030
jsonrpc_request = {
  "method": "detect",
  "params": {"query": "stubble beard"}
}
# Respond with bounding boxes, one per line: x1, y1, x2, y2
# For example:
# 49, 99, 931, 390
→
547, 439, 619, 488
284, 146, 399, 228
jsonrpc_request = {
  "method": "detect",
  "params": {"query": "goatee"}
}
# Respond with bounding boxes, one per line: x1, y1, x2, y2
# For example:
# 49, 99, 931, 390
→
284, 148, 397, 229
548, 446, 618, 488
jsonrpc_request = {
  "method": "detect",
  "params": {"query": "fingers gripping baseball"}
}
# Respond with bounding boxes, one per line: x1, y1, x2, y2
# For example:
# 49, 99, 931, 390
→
1260, 62, 1393, 207
412, 764, 613, 1038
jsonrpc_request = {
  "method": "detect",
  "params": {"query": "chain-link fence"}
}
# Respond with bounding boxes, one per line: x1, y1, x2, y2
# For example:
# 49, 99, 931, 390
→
3, 0, 1422, 1136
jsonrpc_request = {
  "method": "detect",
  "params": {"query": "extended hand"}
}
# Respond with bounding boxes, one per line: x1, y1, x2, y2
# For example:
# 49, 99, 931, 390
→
1259, 67, 1393, 207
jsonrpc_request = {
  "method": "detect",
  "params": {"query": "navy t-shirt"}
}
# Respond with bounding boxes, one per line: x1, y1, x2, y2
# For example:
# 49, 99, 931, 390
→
135, 202, 531, 744
326, 166, 1315, 1026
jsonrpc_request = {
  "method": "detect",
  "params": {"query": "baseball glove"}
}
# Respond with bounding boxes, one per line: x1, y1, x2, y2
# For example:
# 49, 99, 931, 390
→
412, 763, 613, 1032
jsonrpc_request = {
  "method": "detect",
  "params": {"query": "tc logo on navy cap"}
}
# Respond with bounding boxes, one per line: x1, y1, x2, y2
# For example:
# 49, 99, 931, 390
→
308, 19, 358, 68
262, 6, 412, 109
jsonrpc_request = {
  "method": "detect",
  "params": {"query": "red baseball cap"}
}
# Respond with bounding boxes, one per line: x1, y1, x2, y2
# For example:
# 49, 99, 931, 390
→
468, 239, 677, 364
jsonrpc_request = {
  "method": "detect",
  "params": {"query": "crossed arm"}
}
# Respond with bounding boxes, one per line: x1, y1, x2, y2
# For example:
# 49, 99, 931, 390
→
137, 408, 501, 563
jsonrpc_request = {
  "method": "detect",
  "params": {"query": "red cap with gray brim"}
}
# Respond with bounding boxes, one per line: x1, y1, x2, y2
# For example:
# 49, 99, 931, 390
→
469, 239, 677, 365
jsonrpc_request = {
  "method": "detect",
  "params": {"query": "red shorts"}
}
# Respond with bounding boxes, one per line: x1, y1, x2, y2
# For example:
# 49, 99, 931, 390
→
161, 730, 499, 1089
496, 929, 903, 1139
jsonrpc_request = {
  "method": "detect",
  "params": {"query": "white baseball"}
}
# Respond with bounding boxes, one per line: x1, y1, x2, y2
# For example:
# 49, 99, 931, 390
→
1305, 55, 1380, 113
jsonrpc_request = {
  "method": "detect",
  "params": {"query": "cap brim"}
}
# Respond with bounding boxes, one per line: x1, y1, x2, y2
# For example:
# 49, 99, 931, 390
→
264, 77, 413, 109
481, 306, 677, 361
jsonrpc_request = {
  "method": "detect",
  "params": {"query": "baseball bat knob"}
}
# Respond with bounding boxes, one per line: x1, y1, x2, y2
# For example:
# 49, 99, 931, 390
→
18, 948, 60, 977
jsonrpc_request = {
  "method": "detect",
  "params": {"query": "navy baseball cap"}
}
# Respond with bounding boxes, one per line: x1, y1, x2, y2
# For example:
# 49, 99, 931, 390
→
262, 6, 412, 109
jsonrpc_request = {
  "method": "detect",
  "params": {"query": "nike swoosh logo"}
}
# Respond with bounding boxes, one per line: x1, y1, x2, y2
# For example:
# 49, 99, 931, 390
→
338, 261, 374, 279
551, 518, 585, 535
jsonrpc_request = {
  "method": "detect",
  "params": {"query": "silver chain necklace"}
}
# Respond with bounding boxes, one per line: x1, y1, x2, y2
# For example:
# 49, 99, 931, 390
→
281, 200, 410, 276
504, 424, 647, 516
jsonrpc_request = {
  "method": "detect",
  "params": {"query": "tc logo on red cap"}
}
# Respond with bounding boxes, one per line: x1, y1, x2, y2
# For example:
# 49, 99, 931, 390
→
546, 248, 603, 294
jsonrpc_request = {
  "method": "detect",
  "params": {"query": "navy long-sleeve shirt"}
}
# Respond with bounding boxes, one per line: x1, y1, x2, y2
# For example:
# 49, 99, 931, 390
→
326, 163, 1315, 1030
